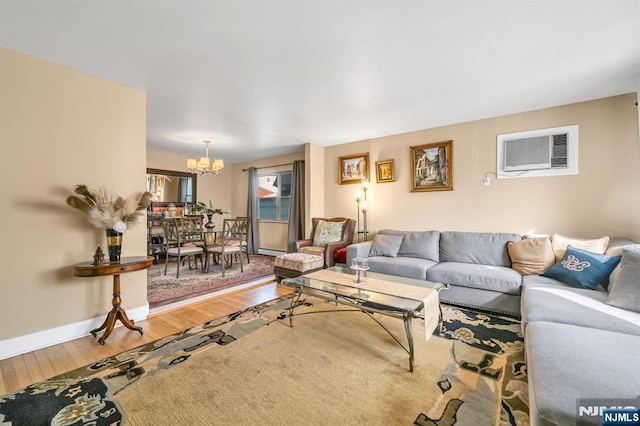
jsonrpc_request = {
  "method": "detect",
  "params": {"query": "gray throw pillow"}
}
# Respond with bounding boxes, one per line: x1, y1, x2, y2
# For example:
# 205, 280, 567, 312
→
369, 234, 404, 258
608, 246, 640, 313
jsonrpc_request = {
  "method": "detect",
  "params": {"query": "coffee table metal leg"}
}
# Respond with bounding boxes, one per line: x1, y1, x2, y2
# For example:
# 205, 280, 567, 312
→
288, 290, 302, 327
403, 314, 415, 372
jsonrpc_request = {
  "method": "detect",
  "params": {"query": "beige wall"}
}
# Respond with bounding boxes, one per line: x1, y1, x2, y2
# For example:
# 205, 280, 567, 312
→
305, 143, 326, 235
232, 152, 305, 251
324, 94, 640, 241
0, 48, 147, 341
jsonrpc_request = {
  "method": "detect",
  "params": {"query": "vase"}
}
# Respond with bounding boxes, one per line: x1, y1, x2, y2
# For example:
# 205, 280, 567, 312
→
106, 228, 123, 262
205, 213, 215, 229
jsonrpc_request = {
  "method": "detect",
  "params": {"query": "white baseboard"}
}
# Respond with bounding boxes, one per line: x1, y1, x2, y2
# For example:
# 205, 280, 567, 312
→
0, 304, 149, 360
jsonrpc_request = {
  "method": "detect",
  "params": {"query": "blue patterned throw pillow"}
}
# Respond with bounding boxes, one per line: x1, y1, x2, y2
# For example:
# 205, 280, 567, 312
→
542, 245, 621, 290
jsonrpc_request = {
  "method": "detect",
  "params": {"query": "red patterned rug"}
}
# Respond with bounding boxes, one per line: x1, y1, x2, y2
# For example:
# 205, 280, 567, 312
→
147, 254, 276, 307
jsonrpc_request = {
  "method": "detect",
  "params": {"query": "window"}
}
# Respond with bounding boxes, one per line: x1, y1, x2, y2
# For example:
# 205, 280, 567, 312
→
257, 171, 291, 221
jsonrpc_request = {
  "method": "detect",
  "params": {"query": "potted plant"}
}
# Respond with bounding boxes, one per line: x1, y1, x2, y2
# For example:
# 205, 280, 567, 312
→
192, 201, 227, 228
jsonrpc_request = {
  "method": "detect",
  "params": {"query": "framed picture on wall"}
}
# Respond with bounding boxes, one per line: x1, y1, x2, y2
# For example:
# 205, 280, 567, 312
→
410, 140, 454, 192
338, 152, 369, 184
375, 159, 395, 183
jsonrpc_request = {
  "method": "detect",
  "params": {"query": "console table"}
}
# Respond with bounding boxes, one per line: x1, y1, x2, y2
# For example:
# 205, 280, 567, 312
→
74, 256, 153, 345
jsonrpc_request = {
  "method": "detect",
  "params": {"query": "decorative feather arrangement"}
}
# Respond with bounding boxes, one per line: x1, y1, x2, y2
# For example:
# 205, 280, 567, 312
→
66, 185, 152, 232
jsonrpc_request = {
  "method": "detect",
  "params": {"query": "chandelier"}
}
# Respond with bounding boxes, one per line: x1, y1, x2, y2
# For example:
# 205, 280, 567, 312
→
187, 140, 224, 175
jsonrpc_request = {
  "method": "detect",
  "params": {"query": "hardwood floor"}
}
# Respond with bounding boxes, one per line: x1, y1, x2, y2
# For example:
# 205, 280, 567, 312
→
0, 282, 292, 396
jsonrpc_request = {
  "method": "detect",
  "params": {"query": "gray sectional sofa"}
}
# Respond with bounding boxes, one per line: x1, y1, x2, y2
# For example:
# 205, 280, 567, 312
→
346, 229, 640, 425
346, 229, 524, 315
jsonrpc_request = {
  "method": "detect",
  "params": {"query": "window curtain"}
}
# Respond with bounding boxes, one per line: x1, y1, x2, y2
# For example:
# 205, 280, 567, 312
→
287, 160, 305, 252
246, 167, 259, 254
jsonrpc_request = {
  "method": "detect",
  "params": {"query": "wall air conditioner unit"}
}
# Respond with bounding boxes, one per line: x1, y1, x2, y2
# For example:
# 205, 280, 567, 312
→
497, 125, 578, 178
504, 133, 567, 171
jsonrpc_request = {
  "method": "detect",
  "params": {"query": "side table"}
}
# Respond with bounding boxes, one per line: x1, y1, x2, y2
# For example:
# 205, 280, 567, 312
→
74, 256, 153, 345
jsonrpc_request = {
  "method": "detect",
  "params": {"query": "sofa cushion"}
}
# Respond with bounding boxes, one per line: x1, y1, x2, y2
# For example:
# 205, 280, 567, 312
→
608, 246, 640, 313
439, 231, 522, 267
369, 234, 403, 258
507, 236, 555, 275
521, 277, 640, 336
526, 321, 640, 426
312, 220, 345, 246
426, 262, 522, 294
541, 245, 621, 290
379, 229, 440, 262
551, 233, 609, 262
604, 239, 640, 289
367, 256, 436, 280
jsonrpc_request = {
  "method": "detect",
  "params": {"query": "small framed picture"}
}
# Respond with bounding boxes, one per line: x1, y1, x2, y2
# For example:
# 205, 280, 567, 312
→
338, 152, 369, 184
410, 140, 454, 192
375, 159, 395, 183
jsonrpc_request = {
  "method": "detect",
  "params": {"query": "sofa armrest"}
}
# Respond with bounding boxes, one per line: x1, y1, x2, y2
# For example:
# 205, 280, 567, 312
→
295, 239, 312, 251
346, 242, 373, 266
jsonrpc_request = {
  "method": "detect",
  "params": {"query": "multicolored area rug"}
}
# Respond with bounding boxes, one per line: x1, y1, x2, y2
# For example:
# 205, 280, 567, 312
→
147, 254, 275, 307
0, 296, 528, 425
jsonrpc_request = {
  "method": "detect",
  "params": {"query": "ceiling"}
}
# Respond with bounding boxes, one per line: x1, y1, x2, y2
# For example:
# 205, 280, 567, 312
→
1, 1, 639, 164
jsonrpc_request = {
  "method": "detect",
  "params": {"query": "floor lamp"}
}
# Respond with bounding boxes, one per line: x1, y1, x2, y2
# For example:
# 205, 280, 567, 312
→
355, 180, 369, 242
361, 200, 368, 242
356, 192, 362, 242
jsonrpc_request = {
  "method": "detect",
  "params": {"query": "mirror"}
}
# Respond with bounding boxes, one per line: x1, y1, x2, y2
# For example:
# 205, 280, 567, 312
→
146, 168, 197, 205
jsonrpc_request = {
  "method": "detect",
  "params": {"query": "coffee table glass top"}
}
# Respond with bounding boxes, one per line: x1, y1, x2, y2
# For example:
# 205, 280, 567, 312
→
282, 266, 445, 314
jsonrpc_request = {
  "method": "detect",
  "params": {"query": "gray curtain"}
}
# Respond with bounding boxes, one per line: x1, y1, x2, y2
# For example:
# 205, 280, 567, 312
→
287, 160, 305, 252
246, 167, 259, 254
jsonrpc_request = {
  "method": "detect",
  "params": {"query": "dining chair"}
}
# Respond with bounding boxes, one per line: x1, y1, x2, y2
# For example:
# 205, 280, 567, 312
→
181, 215, 204, 244
229, 216, 250, 263
205, 218, 244, 277
160, 217, 204, 278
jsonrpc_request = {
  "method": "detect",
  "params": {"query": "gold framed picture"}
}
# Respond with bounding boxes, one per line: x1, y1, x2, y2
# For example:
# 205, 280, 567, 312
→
338, 152, 369, 184
410, 140, 453, 192
375, 159, 395, 183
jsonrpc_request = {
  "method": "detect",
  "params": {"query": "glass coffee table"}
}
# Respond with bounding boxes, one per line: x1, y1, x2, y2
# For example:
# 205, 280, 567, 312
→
282, 266, 448, 372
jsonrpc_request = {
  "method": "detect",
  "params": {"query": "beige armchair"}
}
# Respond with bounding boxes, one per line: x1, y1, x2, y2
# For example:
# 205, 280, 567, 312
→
295, 217, 356, 267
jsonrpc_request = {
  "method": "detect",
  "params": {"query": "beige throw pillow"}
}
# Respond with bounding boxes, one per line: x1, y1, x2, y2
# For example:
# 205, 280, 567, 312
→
551, 233, 609, 262
507, 237, 556, 275
312, 220, 346, 246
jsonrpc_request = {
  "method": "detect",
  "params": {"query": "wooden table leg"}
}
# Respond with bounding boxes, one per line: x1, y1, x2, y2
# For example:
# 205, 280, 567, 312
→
90, 273, 143, 345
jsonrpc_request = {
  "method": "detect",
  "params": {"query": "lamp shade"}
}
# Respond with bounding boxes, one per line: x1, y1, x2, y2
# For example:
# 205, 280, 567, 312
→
198, 157, 210, 168
188, 140, 224, 175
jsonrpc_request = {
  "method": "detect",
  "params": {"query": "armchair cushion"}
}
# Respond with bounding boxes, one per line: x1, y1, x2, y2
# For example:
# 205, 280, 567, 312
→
312, 220, 346, 246
298, 245, 326, 257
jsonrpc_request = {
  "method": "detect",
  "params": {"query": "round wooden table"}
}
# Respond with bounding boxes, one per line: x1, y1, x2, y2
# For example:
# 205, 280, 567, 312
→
74, 256, 153, 345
